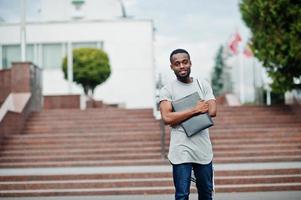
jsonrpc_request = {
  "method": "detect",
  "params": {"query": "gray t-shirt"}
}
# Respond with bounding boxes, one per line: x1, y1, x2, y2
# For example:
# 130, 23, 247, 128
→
159, 77, 215, 165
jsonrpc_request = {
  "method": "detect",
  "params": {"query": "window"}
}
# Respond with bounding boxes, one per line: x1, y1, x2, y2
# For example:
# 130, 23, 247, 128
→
2, 45, 20, 69
2, 44, 34, 69
26, 44, 34, 62
1, 41, 102, 69
42, 43, 63, 69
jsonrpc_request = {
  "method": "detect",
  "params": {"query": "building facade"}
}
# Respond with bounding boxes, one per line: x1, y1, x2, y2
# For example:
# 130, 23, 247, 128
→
0, 0, 156, 109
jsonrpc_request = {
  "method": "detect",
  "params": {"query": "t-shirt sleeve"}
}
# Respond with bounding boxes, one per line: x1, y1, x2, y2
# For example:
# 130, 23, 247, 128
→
159, 85, 172, 102
202, 80, 215, 101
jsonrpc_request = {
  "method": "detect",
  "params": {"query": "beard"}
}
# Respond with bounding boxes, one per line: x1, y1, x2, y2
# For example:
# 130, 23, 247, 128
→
175, 68, 191, 82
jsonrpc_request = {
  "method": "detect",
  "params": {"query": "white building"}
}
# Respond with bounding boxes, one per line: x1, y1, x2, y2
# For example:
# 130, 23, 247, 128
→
0, 0, 156, 109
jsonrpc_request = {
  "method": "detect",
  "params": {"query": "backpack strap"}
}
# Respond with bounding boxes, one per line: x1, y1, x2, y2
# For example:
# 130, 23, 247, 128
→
196, 78, 205, 98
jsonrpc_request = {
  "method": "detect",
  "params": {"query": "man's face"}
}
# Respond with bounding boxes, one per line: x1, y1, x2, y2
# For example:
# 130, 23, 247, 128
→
170, 53, 191, 81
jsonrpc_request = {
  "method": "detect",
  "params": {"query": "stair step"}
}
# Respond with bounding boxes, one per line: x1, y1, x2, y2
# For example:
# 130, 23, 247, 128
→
0, 152, 162, 162
1, 176, 301, 191
0, 159, 169, 168
0, 142, 161, 151
1, 184, 301, 197
1, 156, 301, 168
214, 155, 301, 163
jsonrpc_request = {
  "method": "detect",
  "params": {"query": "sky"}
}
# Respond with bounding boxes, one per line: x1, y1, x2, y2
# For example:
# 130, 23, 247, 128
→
123, 0, 251, 83
0, 0, 251, 84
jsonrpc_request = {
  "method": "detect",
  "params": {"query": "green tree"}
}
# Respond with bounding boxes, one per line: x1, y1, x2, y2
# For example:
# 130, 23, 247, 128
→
211, 46, 226, 96
240, 0, 301, 93
62, 48, 111, 96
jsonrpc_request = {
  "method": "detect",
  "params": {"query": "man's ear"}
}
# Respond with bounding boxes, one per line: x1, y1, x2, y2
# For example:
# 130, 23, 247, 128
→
170, 64, 173, 70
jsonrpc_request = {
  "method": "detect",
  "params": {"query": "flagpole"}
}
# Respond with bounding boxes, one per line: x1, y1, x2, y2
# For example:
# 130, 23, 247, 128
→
20, 0, 26, 61
239, 53, 244, 104
228, 31, 243, 103
67, 41, 73, 94
252, 56, 257, 103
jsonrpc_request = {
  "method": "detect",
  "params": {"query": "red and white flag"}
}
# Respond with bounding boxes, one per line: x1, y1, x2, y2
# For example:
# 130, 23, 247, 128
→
228, 32, 242, 55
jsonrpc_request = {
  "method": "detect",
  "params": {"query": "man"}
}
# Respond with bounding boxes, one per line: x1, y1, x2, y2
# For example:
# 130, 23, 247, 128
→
159, 49, 217, 200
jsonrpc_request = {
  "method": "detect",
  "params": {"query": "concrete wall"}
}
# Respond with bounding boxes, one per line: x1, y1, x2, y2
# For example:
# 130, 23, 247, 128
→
0, 62, 42, 138
44, 95, 81, 109
0, 69, 11, 105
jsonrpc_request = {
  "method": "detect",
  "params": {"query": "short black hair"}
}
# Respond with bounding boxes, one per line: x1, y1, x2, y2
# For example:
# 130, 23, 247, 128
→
169, 49, 190, 63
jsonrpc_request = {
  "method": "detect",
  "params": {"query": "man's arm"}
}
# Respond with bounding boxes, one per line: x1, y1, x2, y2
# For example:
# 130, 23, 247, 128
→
159, 100, 209, 126
207, 99, 217, 117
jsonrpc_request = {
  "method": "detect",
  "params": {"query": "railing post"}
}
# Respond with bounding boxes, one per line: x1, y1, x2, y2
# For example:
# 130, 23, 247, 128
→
160, 119, 167, 158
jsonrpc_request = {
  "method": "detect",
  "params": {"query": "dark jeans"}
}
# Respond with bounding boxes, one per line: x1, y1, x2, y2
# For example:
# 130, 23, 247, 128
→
172, 162, 213, 200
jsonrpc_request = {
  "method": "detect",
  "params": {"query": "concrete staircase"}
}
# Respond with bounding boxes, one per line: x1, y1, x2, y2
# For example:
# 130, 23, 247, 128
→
211, 106, 301, 163
0, 105, 300, 197
0, 108, 165, 168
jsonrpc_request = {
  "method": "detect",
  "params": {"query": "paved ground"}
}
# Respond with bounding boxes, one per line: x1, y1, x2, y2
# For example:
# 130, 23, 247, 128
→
1, 191, 301, 200
1, 162, 301, 176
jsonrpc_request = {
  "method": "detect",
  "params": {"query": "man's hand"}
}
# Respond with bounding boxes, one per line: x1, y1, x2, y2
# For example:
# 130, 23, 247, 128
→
194, 100, 209, 114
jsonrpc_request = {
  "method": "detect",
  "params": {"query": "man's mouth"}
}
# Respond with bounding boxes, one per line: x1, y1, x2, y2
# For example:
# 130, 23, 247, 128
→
179, 70, 187, 76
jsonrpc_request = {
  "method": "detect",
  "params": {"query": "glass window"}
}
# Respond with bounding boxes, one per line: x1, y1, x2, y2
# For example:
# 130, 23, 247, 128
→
1, 42, 102, 69
2, 45, 20, 69
42, 43, 63, 69
1, 44, 36, 69
26, 44, 34, 63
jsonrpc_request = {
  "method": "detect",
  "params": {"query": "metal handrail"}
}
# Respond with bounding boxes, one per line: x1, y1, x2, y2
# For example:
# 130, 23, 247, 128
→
159, 119, 167, 158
